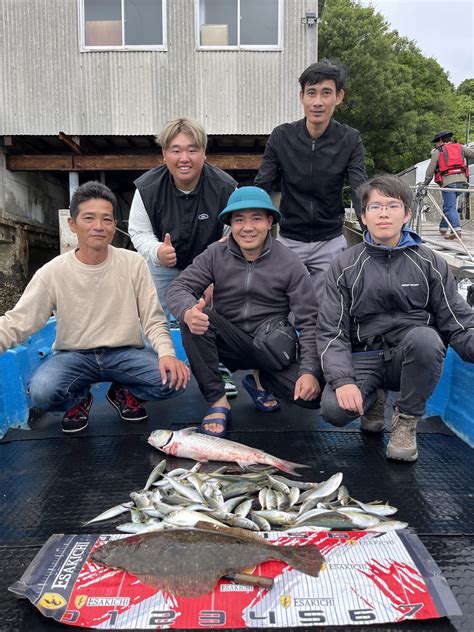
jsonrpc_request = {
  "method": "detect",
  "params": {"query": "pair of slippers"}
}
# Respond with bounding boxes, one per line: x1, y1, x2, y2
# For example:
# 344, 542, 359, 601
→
200, 374, 280, 437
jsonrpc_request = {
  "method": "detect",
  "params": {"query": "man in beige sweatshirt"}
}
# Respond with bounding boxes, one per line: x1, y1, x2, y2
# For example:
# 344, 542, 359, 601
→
0, 181, 189, 433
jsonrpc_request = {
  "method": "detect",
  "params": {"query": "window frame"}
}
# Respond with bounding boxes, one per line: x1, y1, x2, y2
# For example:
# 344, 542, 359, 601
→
195, 0, 283, 51
78, 0, 167, 52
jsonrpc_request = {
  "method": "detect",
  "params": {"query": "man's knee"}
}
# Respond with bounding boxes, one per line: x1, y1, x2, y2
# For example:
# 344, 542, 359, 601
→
404, 327, 445, 363
321, 386, 357, 427
28, 369, 63, 409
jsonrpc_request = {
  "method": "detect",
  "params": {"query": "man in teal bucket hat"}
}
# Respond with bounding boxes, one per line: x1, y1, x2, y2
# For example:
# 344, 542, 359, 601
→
166, 186, 322, 437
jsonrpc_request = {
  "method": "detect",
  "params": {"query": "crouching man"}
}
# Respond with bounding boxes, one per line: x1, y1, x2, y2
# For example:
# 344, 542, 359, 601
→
317, 175, 474, 461
0, 181, 189, 433
166, 186, 322, 437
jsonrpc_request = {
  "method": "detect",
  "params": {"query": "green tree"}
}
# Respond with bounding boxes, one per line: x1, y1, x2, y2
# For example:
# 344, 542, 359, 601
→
319, 0, 467, 174
457, 79, 474, 99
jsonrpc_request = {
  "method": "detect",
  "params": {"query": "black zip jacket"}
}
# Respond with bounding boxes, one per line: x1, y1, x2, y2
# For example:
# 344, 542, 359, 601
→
255, 118, 367, 242
317, 235, 474, 390
166, 234, 321, 378
134, 163, 236, 269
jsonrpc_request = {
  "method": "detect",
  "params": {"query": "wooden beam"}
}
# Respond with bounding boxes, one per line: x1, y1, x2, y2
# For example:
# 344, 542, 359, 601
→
58, 132, 82, 155
6, 155, 74, 170
6, 153, 263, 171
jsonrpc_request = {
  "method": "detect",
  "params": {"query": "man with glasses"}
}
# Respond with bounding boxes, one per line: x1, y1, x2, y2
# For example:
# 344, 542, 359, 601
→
317, 175, 474, 462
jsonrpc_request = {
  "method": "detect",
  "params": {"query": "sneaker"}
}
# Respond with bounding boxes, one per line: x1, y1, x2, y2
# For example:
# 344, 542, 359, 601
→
222, 373, 238, 399
386, 407, 419, 462
62, 393, 93, 433
106, 383, 148, 422
360, 389, 386, 433
219, 364, 238, 398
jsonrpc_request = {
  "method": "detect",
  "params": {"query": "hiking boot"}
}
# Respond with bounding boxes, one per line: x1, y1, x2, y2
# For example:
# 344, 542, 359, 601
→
219, 364, 238, 399
62, 393, 93, 433
106, 383, 148, 422
386, 407, 419, 462
360, 389, 386, 433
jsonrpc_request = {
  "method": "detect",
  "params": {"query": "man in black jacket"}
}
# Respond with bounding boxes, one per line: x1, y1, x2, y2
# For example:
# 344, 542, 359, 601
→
255, 60, 367, 303
317, 175, 474, 462
166, 187, 322, 437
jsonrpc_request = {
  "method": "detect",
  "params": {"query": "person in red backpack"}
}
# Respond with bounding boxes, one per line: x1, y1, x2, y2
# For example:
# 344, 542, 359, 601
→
423, 131, 474, 239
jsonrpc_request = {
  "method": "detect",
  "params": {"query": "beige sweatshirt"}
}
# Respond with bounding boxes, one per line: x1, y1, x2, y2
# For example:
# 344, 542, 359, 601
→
0, 246, 175, 357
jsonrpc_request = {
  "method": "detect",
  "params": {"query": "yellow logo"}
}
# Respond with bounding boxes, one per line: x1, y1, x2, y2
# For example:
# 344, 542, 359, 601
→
279, 594, 292, 609
75, 594, 87, 609
38, 593, 67, 610
321, 561, 327, 571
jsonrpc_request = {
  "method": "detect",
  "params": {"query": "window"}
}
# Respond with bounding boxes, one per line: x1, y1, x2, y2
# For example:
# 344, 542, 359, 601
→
80, 0, 166, 50
197, 0, 281, 49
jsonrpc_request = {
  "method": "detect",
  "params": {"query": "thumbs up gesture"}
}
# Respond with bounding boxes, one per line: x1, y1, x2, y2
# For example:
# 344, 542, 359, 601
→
183, 298, 209, 335
157, 233, 177, 267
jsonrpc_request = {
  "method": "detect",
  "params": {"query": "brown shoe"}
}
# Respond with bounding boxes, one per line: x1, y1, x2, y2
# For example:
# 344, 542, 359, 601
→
444, 231, 461, 240
361, 389, 386, 432
439, 228, 448, 235
386, 407, 419, 461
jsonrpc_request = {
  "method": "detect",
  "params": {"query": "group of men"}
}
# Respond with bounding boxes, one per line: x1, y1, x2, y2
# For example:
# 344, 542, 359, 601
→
1, 60, 473, 463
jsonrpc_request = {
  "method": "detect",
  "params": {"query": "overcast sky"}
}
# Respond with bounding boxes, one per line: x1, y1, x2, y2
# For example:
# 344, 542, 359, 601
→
359, 0, 473, 86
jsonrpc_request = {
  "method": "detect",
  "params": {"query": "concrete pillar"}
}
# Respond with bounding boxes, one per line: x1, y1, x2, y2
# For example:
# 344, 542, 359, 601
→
69, 172, 79, 201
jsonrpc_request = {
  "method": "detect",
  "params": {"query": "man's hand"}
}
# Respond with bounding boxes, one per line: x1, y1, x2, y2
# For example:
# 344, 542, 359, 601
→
183, 298, 209, 335
294, 374, 321, 401
335, 384, 364, 415
159, 355, 190, 390
157, 233, 177, 267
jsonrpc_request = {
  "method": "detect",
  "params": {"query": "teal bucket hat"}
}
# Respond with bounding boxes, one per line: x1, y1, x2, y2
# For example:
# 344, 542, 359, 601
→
218, 186, 283, 225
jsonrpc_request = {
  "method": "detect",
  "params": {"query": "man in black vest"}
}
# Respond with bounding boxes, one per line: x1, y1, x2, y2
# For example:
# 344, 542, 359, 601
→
128, 117, 238, 395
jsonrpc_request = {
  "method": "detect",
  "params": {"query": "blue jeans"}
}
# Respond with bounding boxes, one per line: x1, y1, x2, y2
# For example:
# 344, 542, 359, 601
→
28, 347, 178, 412
440, 182, 466, 231
147, 262, 181, 322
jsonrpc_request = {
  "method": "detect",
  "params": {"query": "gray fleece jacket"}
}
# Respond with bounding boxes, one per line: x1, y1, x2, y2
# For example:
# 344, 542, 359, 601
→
166, 234, 321, 378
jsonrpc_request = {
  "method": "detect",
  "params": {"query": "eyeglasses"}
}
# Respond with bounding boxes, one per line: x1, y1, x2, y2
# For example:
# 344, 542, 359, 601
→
365, 202, 405, 213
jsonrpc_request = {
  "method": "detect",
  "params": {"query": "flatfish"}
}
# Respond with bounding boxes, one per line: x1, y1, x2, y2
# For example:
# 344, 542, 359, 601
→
90, 524, 324, 597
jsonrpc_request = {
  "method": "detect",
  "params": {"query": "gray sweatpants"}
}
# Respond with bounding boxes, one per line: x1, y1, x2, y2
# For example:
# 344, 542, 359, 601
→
278, 234, 347, 304
321, 327, 446, 424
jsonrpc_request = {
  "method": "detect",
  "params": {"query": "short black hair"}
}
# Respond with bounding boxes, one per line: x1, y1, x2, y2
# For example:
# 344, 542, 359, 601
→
358, 175, 413, 212
69, 181, 117, 221
299, 59, 347, 93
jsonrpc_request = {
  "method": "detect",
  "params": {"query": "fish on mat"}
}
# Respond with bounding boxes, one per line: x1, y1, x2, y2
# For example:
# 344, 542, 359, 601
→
89, 523, 324, 598
148, 427, 308, 475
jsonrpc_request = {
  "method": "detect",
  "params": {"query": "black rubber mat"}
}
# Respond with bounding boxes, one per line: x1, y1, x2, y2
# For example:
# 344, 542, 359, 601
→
1, 376, 455, 442
0, 386, 471, 630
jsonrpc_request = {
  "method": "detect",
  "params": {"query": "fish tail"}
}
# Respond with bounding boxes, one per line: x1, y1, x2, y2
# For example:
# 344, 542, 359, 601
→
272, 457, 309, 476
280, 543, 325, 577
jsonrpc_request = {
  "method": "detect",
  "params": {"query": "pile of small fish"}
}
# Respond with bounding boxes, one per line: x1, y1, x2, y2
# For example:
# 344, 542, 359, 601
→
84, 460, 408, 534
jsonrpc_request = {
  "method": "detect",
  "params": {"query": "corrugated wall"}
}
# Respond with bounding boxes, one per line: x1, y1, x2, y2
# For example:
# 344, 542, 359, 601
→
0, 0, 318, 135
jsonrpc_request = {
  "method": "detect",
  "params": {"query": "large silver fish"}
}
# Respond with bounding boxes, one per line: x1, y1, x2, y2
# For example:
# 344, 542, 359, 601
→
148, 427, 309, 475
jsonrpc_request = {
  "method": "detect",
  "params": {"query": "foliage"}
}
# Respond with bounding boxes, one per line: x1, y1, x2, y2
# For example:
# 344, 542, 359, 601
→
319, 0, 472, 174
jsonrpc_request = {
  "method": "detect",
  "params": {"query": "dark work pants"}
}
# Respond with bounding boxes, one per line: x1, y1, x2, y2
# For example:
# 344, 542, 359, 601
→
180, 309, 320, 409
321, 327, 446, 425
